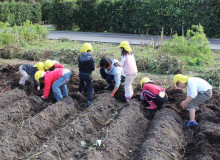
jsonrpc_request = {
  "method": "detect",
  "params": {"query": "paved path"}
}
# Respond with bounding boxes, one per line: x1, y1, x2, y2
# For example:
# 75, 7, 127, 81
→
48, 31, 220, 50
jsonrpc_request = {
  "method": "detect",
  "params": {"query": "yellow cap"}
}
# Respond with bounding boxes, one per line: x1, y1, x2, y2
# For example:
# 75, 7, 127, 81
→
119, 41, 132, 52
173, 74, 189, 86
140, 77, 152, 87
44, 60, 55, 70
80, 43, 93, 53
34, 62, 45, 71
34, 71, 45, 82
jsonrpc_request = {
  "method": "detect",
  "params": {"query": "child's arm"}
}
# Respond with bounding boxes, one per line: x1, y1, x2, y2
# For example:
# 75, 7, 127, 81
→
91, 57, 95, 71
43, 80, 51, 99
54, 63, 64, 69
119, 56, 126, 67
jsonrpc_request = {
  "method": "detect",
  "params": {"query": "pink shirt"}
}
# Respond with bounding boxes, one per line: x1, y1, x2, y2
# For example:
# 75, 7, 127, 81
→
120, 54, 138, 75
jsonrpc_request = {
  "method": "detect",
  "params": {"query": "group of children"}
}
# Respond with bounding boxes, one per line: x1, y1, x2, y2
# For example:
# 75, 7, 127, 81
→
19, 41, 213, 127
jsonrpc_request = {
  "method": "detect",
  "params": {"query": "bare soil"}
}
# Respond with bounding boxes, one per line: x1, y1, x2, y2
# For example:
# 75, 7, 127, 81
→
0, 64, 219, 160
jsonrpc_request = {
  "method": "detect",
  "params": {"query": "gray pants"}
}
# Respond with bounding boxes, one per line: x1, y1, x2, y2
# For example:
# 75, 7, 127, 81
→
188, 89, 212, 108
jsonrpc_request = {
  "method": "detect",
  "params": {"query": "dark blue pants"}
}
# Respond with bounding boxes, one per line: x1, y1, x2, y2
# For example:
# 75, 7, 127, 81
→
79, 74, 94, 102
100, 68, 125, 84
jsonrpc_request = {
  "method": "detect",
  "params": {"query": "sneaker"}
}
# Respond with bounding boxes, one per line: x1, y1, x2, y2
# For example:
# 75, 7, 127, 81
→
186, 120, 197, 127
146, 101, 157, 110
86, 101, 91, 107
104, 84, 112, 90
187, 106, 198, 112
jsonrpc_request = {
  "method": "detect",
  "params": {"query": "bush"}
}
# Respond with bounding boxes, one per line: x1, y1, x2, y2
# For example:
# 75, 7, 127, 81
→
0, 21, 48, 46
0, 1, 41, 26
162, 25, 212, 67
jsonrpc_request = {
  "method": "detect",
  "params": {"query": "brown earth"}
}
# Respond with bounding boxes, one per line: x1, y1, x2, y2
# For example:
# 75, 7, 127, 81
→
0, 64, 219, 160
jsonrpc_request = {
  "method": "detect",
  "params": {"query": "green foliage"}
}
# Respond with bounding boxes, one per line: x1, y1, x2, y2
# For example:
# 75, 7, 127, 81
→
0, 1, 41, 26
43, 0, 220, 37
0, 21, 48, 46
146, 54, 183, 74
199, 69, 220, 87
162, 25, 212, 68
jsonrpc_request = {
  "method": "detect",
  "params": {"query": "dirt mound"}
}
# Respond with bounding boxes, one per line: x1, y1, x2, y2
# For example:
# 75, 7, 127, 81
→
0, 88, 27, 109
81, 100, 149, 160
0, 97, 79, 159
138, 108, 184, 160
0, 95, 46, 135
25, 92, 122, 159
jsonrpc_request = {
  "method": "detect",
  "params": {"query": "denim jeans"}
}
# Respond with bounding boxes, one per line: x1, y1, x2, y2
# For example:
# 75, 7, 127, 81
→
100, 68, 125, 84
52, 71, 72, 101
79, 74, 94, 102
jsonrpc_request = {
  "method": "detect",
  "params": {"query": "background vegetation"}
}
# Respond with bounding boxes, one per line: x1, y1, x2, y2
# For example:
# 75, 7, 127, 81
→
42, 0, 220, 37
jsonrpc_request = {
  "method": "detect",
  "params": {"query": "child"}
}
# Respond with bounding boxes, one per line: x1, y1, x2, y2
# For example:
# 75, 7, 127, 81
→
44, 59, 64, 71
35, 68, 72, 102
173, 74, 212, 127
116, 41, 138, 102
19, 62, 45, 90
100, 57, 125, 96
140, 77, 168, 110
78, 43, 95, 106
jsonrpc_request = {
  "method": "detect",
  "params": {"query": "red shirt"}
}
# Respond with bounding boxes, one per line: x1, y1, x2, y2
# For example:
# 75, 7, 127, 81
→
142, 83, 165, 95
44, 68, 64, 98
54, 63, 64, 69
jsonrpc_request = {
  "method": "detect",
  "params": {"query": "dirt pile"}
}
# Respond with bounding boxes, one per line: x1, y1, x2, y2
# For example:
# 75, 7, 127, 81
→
0, 88, 27, 109
82, 100, 149, 160
25, 92, 122, 159
0, 95, 46, 135
0, 97, 79, 159
138, 108, 184, 160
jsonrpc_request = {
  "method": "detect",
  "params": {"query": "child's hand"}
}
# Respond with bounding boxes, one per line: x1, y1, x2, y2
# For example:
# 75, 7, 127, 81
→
41, 95, 45, 99
180, 101, 188, 109
37, 86, 40, 91
111, 92, 115, 97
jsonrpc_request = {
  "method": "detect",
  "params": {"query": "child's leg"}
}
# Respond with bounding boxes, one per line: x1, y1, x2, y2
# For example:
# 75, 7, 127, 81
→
85, 76, 94, 103
79, 77, 85, 93
52, 71, 72, 101
19, 65, 29, 85
124, 73, 137, 99
188, 89, 212, 122
52, 80, 63, 101
61, 84, 68, 98
142, 90, 157, 109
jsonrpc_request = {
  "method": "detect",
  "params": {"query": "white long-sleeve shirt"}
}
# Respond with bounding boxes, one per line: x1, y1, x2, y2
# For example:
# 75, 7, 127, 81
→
187, 77, 212, 98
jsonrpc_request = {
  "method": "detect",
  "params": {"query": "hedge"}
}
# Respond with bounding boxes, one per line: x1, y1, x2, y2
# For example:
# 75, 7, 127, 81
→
0, 1, 41, 26
43, 0, 220, 37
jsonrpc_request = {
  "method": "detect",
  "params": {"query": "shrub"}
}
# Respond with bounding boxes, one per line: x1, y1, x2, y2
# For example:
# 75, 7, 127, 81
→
162, 25, 212, 67
0, 1, 41, 26
0, 45, 22, 59
0, 21, 48, 46
43, 0, 219, 37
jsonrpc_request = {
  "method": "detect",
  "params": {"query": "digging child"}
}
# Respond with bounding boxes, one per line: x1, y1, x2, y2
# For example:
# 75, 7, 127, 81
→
114, 41, 138, 103
19, 62, 45, 90
173, 74, 212, 127
78, 43, 95, 107
140, 77, 168, 110
100, 56, 125, 97
35, 68, 72, 101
